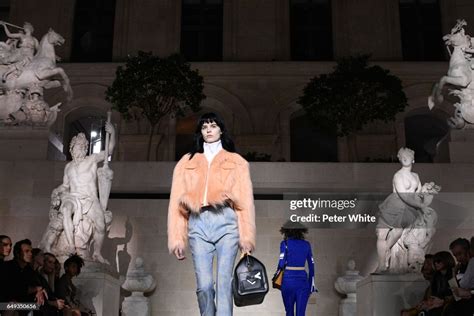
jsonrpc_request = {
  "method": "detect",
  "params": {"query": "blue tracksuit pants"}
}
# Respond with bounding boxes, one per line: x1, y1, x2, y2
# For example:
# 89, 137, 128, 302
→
281, 270, 311, 316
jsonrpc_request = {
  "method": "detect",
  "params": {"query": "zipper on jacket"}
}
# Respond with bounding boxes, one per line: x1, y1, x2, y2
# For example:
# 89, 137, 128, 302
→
202, 160, 211, 206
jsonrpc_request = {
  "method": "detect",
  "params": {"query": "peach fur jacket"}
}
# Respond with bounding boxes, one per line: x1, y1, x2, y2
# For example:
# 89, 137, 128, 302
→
167, 149, 256, 254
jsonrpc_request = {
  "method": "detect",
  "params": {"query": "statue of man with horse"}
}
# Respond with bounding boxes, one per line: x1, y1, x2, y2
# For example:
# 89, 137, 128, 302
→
428, 19, 474, 128
0, 21, 72, 125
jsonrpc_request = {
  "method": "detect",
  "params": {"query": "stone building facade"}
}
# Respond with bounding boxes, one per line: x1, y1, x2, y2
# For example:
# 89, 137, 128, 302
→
6, 0, 474, 162
1, 1, 474, 315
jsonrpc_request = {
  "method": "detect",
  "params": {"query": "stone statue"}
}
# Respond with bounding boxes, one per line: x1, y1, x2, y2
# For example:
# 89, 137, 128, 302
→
375, 148, 441, 274
8, 85, 61, 126
428, 19, 474, 128
121, 257, 156, 316
0, 21, 72, 126
0, 21, 39, 81
398, 182, 440, 273
39, 120, 115, 263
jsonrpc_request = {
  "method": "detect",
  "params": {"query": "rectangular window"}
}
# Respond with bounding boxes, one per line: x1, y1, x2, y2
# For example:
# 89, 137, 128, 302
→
290, 0, 333, 61
181, 0, 223, 61
0, 0, 10, 42
399, 0, 444, 61
71, 0, 116, 62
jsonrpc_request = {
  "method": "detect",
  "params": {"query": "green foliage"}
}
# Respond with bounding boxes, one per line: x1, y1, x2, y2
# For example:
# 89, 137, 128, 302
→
105, 51, 205, 126
298, 55, 408, 136
105, 51, 205, 160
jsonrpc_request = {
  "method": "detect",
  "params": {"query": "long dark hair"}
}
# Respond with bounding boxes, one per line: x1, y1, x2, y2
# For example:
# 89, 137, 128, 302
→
189, 112, 235, 159
433, 251, 455, 271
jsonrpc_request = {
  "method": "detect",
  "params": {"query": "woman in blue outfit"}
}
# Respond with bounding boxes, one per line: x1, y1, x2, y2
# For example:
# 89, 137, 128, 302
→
277, 221, 317, 316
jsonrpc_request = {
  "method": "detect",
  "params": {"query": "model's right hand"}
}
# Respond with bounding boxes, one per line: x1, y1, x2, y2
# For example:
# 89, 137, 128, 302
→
173, 247, 186, 260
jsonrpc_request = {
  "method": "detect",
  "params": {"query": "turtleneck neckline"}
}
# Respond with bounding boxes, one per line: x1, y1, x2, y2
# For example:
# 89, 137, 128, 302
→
203, 140, 222, 163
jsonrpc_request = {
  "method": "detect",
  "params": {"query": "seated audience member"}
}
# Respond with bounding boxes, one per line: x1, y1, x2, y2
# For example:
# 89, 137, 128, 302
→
0, 235, 12, 262
32, 248, 44, 272
449, 236, 474, 315
56, 254, 89, 316
457, 236, 474, 289
35, 252, 66, 315
422, 251, 456, 316
0, 239, 47, 315
54, 257, 61, 280
449, 238, 471, 279
0, 235, 12, 304
401, 254, 435, 316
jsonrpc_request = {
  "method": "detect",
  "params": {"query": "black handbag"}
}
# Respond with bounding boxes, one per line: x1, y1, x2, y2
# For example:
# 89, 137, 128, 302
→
232, 253, 269, 307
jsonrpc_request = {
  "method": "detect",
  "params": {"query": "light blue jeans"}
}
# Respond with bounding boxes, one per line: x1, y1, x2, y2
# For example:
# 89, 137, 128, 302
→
188, 207, 240, 316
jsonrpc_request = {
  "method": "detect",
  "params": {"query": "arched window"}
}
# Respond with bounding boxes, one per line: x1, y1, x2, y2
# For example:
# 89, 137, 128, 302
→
65, 114, 106, 160
181, 0, 223, 61
290, 0, 333, 61
71, 0, 116, 62
290, 112, 337, 162
399, 0, 444, 61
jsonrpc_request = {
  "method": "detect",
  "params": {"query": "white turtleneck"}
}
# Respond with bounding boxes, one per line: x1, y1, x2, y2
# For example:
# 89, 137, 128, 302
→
202, 140, 222, 206
203, 140, 222, 163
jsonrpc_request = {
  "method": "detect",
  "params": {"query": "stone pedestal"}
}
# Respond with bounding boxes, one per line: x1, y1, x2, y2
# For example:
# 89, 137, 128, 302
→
74, 263, 121, 316
339, 293, 357, 316
122, 294, 152, 316
0, 126, 51, 160
121, 257, 156, 316
334, 260, 364, 316
449, 129, 474, 162
356, 274, 428, 316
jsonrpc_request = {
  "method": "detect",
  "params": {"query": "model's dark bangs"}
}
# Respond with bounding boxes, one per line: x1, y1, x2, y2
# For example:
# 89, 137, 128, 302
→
196, 113, 225, 131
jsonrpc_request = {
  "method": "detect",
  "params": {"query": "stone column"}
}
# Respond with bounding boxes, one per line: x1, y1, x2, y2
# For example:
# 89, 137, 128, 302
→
223, 0, 290, 61
332, 0, 402, 60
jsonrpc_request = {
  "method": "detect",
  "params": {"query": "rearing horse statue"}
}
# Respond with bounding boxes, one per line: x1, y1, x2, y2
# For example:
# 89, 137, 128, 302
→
428, 19, 473, 109
0, 28, 72, 99
0, 28, 72, 120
